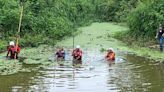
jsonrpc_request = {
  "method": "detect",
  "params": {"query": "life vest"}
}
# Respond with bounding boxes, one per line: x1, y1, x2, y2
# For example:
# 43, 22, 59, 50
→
56, 50, 65, 58
106, 52, 115, 61
7, 45, 21, 59
72, 49, 82, 58
7, 46, 16, 59
8, 46, 16, 54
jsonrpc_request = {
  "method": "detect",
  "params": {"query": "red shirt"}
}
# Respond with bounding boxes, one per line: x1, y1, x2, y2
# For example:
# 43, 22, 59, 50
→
16, 45, 21, 53
72, 49, 82, 58
7, 45, 21, 54
105, 52, 115, 61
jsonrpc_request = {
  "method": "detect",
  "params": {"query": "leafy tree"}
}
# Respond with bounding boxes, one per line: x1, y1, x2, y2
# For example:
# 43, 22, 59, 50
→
127, 0, 164, 38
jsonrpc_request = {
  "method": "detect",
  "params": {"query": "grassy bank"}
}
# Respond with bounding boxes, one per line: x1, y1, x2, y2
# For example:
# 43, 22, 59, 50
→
113, 27, 164, 63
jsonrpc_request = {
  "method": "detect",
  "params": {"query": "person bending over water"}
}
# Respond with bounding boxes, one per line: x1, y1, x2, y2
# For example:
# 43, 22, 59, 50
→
105, 48, 115, 66
6, 41, 21, 59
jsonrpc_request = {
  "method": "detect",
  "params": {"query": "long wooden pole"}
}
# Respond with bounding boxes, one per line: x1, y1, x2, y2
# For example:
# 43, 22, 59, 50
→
73, 34, 75, 49
15, 3, 24, 59
16, 5, 24, 45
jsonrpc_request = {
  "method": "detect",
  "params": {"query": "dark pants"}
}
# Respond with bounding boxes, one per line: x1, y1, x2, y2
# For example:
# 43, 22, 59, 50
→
107, 60, 115, 67
72, 58, 82, 66
10, 52, 19, 59
10, 54, 15, 59
56, 57, 65, 66
57, 57, 64, 62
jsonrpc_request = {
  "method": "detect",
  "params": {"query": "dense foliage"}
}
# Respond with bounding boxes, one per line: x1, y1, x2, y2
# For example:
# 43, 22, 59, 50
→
94, 0, 139, 22
0, 0, 95, 48
127, 0, 164, 38
95, 0, 164, 46
0, 0, 164, 50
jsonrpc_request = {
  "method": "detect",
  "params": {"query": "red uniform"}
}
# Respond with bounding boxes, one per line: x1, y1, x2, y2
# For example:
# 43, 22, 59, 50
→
105, 52, 115, 61
72, 49, 82, 66
72, 49, 82, 60
7, 45, 21, 59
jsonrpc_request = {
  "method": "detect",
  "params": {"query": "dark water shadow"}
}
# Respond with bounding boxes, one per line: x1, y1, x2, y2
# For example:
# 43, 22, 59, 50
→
109, 54, 164, 92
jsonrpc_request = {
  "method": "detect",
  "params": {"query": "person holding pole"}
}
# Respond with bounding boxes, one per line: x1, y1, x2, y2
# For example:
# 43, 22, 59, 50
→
72, 45, 83, 66
6, 41, 21, 59
13, 0, 24, 59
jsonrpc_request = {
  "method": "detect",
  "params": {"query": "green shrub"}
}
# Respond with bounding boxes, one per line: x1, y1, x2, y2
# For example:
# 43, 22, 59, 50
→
0, 40, 7, 51
0, 0, 96, 49
127, 0, 164, 38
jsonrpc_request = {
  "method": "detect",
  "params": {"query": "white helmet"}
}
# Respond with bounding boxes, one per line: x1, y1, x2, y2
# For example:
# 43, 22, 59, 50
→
76, 45, 80, 49
9, 41, 15, 46
108, 48, 113, 51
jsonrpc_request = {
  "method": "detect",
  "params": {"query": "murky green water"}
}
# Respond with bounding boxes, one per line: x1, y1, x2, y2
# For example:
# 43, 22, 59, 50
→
0, 49, 164, 92
0, 23, 164, 92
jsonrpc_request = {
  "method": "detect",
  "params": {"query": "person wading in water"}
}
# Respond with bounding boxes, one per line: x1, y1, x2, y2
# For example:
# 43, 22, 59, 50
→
72, 45, 83, 66
105, 48, 115, 66
6, 41, 21, 59
55, 47, 65, 62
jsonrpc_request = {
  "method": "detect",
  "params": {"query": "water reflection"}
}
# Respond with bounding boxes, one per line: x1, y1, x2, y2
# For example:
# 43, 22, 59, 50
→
0, 72, 37, 92
107, 54, 164, 92
0, 50, 164, 92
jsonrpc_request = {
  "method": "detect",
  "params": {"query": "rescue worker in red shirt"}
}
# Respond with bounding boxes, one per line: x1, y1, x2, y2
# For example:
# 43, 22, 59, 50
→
55, 47, 65, 62
105, 48, 115, 61
72, 45, 83, 66
6, 41, 21, 59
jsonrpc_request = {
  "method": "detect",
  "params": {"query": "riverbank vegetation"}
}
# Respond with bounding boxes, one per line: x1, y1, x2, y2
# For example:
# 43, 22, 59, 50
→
0, 0, 96, 50
1, 0, 164, 76
113, 0, 164, 48
1, 0, 164, 51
